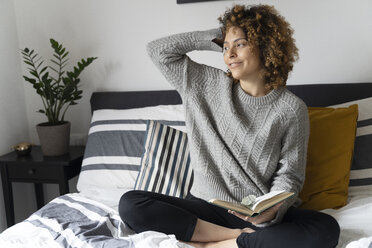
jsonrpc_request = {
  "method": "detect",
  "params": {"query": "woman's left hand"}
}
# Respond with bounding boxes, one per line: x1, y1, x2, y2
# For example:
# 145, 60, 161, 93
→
228, 202, 283, 225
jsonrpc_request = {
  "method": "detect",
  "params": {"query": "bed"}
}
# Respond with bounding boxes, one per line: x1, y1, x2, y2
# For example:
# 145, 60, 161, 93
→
1, 83, 372, 248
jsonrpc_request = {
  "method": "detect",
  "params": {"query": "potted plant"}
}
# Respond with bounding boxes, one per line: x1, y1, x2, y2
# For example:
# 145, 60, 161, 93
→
21, 39, 97, 156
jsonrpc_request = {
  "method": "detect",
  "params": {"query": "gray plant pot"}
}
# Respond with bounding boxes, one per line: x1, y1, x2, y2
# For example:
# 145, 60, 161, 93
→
36, 121, 71, 156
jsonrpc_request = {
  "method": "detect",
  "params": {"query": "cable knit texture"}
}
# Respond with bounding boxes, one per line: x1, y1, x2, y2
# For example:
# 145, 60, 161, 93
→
147, 28, 310, 226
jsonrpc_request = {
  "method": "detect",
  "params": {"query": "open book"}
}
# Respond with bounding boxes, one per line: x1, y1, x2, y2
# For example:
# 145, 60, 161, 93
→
209, 191, 294, 217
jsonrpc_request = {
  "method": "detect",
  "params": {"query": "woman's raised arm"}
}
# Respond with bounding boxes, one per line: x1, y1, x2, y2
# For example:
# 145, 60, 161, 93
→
147, 28, 223, 96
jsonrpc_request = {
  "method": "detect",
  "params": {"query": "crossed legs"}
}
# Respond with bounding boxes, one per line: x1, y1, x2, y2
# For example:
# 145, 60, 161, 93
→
119, 190, 340, 248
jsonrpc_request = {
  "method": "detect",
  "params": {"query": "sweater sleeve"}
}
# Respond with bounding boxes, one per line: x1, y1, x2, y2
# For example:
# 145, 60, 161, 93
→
146, 28, 223, 96
257, 101, 310, 227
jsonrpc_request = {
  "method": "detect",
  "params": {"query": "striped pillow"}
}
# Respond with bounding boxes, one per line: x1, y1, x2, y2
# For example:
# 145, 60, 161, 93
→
330, 97, 372, 196
76, 105, 186, 198
135, 120, 193, 198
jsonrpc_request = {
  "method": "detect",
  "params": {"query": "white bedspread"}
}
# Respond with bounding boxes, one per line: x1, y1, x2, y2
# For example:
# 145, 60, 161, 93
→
322, 195, 372, 248
0, 193, 192, 248
1, 193, 371, 248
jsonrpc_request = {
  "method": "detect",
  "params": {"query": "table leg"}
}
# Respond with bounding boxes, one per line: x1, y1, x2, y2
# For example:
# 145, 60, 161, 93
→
34, 183, 44, 209
1, 165, 15, 227
59, 179, 69, 195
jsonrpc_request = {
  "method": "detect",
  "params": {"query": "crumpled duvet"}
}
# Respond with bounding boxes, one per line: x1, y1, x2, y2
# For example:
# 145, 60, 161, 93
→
0, 193, 192, 248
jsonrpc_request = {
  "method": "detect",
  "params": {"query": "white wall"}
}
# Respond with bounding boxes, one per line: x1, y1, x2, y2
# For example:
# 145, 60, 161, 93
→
0, 0, 32, 232
2, 0, 372, 232
13, 0, 372, 146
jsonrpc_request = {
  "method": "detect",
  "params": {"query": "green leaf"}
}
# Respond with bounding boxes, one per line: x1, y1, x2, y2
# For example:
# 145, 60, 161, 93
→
34, 57, 42, 64
50, 39, 58, 48
61, 58, 69, 66
40, 66, 48, 75
62, 52, 69, 59
50, 59, 59, 65
36, 60, 44, 69
24, 61, 34, 67
41, 71, 49, 82
48, 66, 59, 74
62, 84, 74, 99
36, 88, 44, 95
62, 77, 71, 85
30, 70, 39, 78
50, 76, 57, 82
31, 53, 38, 61
67, 71, 74, 79
23, 76, 36, 84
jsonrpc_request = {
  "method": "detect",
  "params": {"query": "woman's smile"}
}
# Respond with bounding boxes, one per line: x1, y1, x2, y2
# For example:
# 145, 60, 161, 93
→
229, 62, 242, 68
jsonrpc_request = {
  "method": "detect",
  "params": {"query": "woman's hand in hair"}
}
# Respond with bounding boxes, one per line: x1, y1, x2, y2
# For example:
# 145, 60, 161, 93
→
212, 38, 224, 48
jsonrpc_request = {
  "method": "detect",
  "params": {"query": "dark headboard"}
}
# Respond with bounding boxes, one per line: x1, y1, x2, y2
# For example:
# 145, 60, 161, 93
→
90, 90, 182, 112
91, 82, 372, 111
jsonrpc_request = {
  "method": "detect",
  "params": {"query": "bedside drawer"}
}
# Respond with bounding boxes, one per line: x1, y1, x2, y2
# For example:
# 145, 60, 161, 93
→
7, 165, 60, 180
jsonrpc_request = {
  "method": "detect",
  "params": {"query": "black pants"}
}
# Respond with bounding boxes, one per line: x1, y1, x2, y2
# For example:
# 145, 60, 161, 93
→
119, 190, 340, 248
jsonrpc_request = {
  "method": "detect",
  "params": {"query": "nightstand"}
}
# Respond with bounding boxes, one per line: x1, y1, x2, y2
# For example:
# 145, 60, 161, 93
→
0, 145, 85, 227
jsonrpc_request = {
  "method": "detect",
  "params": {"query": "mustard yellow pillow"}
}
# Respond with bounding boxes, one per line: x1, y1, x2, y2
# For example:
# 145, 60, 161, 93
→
299, 104, 358, 210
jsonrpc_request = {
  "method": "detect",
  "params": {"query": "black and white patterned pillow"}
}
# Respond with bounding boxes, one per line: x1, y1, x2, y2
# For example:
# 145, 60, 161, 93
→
135, 120, 193, 198
77, 105, 186, 197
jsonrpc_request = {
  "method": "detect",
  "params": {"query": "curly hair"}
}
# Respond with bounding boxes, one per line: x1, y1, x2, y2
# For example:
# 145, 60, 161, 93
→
218, 4, 298, 89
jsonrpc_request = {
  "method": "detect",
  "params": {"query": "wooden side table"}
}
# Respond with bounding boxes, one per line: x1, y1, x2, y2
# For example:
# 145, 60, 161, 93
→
0, 146, 84, 227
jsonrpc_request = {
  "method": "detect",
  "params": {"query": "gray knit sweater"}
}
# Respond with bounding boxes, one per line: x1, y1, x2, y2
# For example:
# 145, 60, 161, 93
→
147, 28, 310, 226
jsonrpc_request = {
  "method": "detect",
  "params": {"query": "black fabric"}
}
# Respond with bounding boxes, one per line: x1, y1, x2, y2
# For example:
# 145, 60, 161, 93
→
90, 90, 182, 113
287, 82, 372, 107
90, 83, 372, 112
119, 190, 340, 248
236, 207, 340, 248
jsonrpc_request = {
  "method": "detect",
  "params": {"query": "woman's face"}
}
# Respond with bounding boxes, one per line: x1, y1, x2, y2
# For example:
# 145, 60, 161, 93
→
223, 27, 262, 83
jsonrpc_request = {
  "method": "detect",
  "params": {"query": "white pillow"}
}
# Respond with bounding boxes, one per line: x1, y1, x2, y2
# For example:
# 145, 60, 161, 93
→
77, 104, 186, 202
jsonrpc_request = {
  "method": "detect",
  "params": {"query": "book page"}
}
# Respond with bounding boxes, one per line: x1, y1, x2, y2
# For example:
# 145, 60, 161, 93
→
251, 190, 286, 210
209, 199, 255, 216
209, 191, 294, 217
253, 191, 294, 212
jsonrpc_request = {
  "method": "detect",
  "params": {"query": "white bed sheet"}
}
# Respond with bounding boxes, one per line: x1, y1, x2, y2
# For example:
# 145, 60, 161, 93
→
322, 194, 372, 248
1, 192, 371, 248
82, 188, 372, 247
0, 193, 192, 248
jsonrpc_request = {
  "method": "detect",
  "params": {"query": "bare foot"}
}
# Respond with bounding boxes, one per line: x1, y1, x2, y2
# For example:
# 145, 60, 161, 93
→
184, 239, 239, 248
182, 241, 206, 248
181, 229, 254, 248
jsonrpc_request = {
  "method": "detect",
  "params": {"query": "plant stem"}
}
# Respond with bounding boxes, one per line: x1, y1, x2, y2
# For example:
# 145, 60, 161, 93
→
27, 52, 50, 121
61, 103, 70, 122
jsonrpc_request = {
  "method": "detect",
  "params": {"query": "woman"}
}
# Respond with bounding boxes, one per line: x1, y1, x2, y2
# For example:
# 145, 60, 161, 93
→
119, 4, 340, 248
